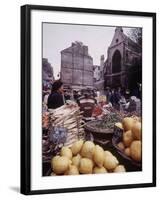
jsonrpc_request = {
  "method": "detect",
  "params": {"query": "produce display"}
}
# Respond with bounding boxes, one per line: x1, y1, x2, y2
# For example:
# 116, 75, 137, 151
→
96, 112, 122, 130
85, 108, 140, 137
43, 126, 68, 163
51, 156, 70, 175
42, 103, 85, 163
49, 104, 85, 146
50, 140, 126, 175
116, 117, 142, 162
42, 99, 142, 175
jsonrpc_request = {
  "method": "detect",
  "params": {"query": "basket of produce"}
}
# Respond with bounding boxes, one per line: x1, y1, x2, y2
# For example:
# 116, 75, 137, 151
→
112, 116, 142, 168
42, 103, 86, 164
84, 112, 123, 139
46, 140, 127, 176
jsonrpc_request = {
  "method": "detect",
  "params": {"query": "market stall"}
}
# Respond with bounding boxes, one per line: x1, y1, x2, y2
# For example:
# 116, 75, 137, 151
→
42, 100, 142, 176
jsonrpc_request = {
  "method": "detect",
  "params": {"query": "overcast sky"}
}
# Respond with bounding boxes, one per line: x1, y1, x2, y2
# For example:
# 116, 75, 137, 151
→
43, 23, 131, 79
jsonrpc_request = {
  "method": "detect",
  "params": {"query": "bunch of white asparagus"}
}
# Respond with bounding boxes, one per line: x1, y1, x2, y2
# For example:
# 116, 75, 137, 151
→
49, 103, 85, 147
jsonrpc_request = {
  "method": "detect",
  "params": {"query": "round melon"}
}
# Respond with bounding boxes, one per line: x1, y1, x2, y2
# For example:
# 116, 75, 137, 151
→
71, 140, 84, 155
114, 165, 126, 173
122, 117, 135, 131
60, 146, 72, 159
130, 140, 142, 162
51, 156, 70, 175
65, 165, 79, 175
103, 155, 119, 170
93, 166, 107, 174
93, 145, 105, 167
132, 121, 142, 140
80, 141, 95, 159
123, 130, 134, 147
79, 158, 94, 174
72, 154, 81, 167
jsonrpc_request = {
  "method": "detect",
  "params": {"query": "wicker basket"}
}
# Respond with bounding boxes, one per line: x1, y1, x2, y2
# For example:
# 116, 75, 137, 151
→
84, 120, 114, 138
112, 125, 142, 168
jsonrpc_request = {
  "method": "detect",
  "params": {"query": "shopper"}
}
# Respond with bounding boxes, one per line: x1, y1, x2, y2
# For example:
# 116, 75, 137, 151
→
47, 80, 65, 109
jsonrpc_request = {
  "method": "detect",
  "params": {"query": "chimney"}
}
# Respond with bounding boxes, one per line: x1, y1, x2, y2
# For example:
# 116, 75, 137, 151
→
72, 42, 76, 47
83, 46, 88, 55
115, 27, 123, 32
100, 55, 104, 67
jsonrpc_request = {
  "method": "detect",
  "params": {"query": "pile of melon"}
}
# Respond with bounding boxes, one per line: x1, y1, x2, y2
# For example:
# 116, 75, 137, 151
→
50, 140, 126, 175
115, 117, 142, 162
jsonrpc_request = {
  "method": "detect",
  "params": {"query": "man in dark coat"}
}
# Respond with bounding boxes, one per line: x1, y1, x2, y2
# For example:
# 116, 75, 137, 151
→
47, 80, 65, 109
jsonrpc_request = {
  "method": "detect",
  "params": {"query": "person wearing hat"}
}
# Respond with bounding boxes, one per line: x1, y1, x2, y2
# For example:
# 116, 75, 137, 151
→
47, 80, 65, 109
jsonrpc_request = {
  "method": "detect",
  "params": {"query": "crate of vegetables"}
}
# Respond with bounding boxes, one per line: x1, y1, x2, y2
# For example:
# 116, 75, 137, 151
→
112, 116, 142, 169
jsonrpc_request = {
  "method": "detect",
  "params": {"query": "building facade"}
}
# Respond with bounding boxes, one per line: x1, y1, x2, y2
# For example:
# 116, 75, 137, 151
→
93, 65, 101, 82
104, 27, 142, 90
60, 41, 94, 90
93, 55, 105, 94
93, 55, 105, 82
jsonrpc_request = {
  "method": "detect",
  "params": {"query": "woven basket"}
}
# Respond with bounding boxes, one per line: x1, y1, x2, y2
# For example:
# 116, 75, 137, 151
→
84, 120, 114, 135
112, 125, 142, 168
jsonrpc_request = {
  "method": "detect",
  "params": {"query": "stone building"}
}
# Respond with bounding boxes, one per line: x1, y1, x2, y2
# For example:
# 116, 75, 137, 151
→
93, 65, 101, 82
93, 55, 105, 82
60, 41, 94, 91
93, 55, 105, 94
104, 27, 142, 90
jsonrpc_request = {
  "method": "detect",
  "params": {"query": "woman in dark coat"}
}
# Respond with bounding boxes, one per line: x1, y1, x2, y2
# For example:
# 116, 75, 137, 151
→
47, 80, 65, 109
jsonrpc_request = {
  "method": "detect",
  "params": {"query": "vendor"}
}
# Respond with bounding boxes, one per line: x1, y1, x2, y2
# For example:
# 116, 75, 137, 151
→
47, 80, 65, 109
77, 93, 97, 118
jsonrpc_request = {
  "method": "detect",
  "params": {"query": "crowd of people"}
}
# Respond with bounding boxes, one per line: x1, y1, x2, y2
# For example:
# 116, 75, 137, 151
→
105, 86, 141, 112
43, 80, 97, 108
43, 80, 141, 116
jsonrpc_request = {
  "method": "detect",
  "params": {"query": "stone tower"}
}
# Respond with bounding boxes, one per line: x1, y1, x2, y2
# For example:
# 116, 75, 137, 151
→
104, 27, 142, 90
61, 41, 94, 90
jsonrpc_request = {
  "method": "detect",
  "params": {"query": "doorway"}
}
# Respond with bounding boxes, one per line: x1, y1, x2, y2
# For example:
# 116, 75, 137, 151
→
112, 50, 121, 73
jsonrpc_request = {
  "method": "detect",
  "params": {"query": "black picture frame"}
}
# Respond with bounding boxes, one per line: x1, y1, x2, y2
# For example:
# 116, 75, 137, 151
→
21, 4, 156, 195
